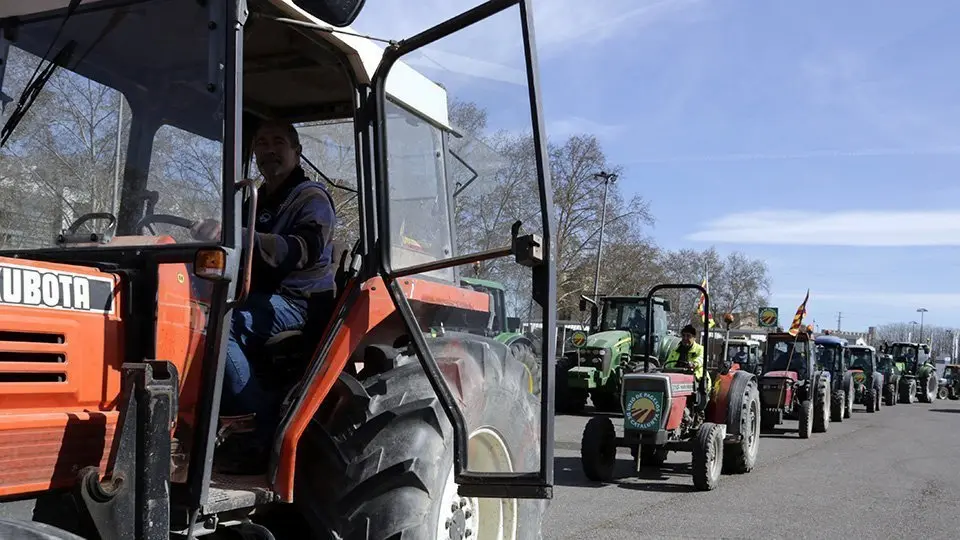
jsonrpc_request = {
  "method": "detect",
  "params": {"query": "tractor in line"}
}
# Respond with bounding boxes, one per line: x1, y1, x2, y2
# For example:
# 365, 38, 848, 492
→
757, 330, 832, 438
557, 294, 673, 413
845, 344, 885, 413
579, 283, 762, 491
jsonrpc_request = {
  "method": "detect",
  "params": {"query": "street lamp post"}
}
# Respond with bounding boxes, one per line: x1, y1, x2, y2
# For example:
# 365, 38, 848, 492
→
917, 308, 928, 343
592, 171, 617, 299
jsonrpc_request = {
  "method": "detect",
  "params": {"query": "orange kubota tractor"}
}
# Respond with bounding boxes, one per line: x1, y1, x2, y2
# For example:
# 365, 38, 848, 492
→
0, 1, 557, 538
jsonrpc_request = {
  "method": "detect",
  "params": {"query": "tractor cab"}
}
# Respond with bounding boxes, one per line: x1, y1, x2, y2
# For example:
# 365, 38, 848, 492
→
890, 342, 930, 373
724, 338, 761, 374
815, 335, 848, 375
890, 341, 939, 403
0, 1, 558, 538
763, 333, 815, 382
594, 295, 669, 358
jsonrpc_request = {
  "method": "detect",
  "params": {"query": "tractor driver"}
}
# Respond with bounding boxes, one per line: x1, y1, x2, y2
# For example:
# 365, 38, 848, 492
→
664, 324, 705, 383
191, 119, 337, 474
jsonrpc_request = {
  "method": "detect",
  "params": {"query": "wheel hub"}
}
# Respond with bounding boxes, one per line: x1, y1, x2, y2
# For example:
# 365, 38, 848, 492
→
445, 497, 476, 539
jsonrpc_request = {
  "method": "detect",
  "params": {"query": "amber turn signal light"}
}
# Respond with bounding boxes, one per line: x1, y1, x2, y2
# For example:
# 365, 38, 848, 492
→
195, 248, 227, 280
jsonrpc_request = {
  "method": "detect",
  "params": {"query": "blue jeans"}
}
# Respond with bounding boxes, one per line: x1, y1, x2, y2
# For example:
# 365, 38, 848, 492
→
221, 292, 308, 445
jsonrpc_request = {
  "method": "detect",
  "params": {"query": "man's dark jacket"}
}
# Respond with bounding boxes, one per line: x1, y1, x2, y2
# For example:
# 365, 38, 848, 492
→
243, 165, 336, 308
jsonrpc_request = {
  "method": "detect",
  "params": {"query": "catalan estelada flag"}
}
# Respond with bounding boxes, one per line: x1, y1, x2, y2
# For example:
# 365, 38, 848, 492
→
788, 289, 810, 336
695, 278, 715, 329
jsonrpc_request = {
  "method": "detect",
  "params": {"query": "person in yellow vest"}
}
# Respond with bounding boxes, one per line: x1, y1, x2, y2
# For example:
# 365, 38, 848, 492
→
665, 324, 706, 383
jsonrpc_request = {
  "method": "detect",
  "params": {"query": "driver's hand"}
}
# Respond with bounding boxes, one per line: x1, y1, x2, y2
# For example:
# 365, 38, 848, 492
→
191, 218, 222, 241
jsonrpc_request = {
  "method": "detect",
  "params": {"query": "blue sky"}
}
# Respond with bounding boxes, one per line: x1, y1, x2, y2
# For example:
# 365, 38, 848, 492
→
352, 0, 960, 332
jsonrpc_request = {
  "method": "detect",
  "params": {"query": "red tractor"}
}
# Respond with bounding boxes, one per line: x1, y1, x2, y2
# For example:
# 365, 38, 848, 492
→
758, 330, 832, 438
579, 284, 761, 491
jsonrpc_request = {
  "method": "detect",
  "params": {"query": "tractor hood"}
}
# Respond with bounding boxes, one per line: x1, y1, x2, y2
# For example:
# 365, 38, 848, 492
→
583, 330, 632, 352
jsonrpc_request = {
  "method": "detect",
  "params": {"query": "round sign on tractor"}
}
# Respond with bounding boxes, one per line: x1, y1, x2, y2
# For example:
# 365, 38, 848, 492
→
571, 331, 588, 348
759, 307, 778, 328
625, 391, 664, 430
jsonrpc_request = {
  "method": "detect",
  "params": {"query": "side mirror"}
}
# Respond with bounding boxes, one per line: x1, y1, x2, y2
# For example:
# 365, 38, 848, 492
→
662, 300, 672, 312
579, 298, 587, 312
296, 0, 367, 27
506, 317, 521, 333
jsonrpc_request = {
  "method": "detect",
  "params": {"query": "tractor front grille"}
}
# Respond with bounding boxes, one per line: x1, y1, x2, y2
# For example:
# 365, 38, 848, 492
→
622, 373, 670, 432
0, 330, 67, 383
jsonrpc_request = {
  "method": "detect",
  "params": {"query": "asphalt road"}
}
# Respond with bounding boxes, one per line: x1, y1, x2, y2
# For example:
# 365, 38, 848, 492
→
543, 395, 960, 540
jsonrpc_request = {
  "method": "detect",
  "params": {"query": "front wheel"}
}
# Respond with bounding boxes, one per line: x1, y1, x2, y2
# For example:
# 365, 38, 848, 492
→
813, 384, 830, 433
723, 379, 761, 474
919, 374, 938, 403
866, 388, 877, 413
830, 390, 844, 422
845, 381, 854, 418
798, 400, 813, 439
692, 422, 724, 491
581, 416, 617, 482
295, 338, 544, 540
937, 386, 949, 400
884, 383, 896, 406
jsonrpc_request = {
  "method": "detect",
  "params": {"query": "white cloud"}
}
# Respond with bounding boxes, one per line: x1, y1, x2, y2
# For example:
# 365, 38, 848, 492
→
686, 210, 960, 247
547, 116, 626, 141
349, 0, 706, 86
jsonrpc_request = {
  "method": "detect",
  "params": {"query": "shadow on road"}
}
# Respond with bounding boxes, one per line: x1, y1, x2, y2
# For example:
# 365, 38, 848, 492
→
760, 427, 800, 439
618, 482, 696, 494
929, 408, 960, 414
553, 456, 607, 488
554, 456, 697, 493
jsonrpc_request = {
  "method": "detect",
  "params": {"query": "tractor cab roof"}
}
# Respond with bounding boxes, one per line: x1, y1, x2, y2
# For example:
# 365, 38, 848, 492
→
725, 337, 760, 346
767, 331, 813, 342
846, 344, 876, 352
0, 0, 451, 136
815, 335, 848, 347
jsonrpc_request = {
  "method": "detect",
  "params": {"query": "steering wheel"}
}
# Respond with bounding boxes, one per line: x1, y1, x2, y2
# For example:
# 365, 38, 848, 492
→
60, 212, 118, 244
135, 214, 198, 236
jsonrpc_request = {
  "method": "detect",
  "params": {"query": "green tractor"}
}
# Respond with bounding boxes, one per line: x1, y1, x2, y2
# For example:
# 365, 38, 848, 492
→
458, 276, 541, 396
889, 341, 939, 403
877, 350, 902, 406
844, 345, 884, 413
556, 295, 676, 413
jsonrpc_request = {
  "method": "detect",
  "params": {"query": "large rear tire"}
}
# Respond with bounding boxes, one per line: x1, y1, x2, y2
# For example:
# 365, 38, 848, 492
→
722, 378, 760, 474
295, 336, 545, 540
580, 416, 616, 482
0, 519, 85, 540
692, 422, 724, 491
866, 388, 877, 412
510, 340, 542, 398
